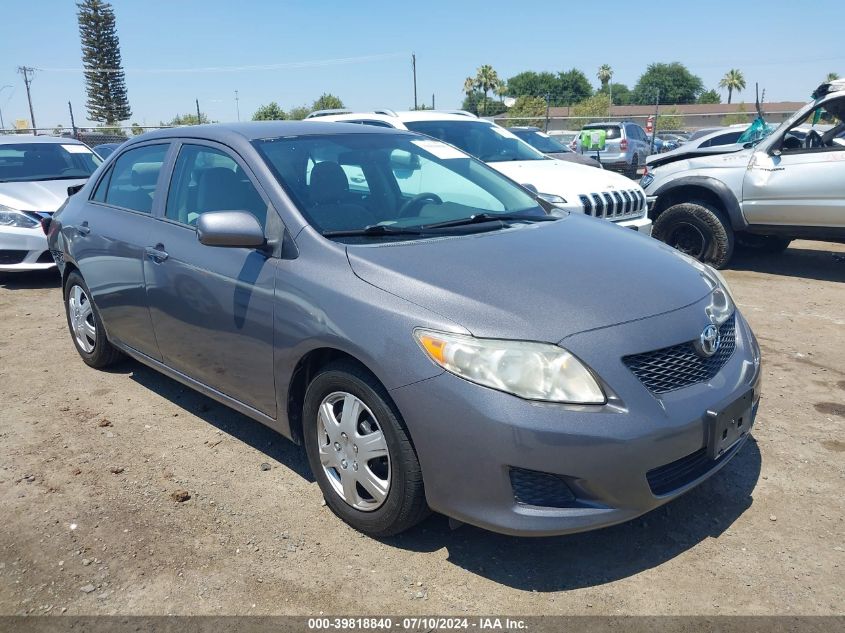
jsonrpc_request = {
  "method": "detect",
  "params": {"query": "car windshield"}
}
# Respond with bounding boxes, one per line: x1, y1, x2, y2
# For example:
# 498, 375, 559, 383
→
0, 142, 101, 183
402, 120, 546, 162
512, 129, 571, 153
253, 133, 547, 241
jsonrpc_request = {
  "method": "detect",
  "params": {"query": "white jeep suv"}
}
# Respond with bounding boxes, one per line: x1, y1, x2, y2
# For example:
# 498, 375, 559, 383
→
307, 110, 652, 234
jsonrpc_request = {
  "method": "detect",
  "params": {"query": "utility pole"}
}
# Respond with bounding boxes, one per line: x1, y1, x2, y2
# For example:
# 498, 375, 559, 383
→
17, 66, 37, 132
235, 90, 240, 122
432, 93, 435, 110
544, 92, 551, 132
412, 53, 418, 110
650, 89, 660, 153
196, 98, 202, 124
68, 102, 77, 139
0, 84, 12, 131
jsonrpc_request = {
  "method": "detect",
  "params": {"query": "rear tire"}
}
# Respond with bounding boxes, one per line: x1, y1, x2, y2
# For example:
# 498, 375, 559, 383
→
64, 271, 123, 368
736, 233, 792, 254
302, 360, 429, 537
653, 201, 734, 269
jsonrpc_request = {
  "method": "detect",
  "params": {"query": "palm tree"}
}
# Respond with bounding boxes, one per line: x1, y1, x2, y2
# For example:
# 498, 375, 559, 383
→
597, 64, 613, 106
826, 72, 840, 82
494, 83, 508, 103
475, 65, 500, 115
719, 69, 746, 104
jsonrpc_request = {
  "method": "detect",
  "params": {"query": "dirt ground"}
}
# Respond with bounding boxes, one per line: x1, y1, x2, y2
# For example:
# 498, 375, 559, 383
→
0, 240, 843, 617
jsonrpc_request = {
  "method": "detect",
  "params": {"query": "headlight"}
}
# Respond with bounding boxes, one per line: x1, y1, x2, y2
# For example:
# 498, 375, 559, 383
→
0, 205, 39, 228
414, 329, 606, 404
705, 264, 735, 303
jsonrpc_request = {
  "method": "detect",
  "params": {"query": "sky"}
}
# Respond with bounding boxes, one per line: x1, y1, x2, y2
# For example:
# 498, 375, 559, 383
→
1, 0, 844, 129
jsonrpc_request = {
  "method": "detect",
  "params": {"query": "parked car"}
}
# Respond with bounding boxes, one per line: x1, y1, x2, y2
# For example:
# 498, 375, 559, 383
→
307, 111, 651, 233
643, 79, 845, 268
578, 121, 652, 178
548, 129, 581, 148
48, 121, 760, 537
1, 135, 101, 273
508, 126, 602, 168
646, 128, 748, 167
93, 142, 124, 159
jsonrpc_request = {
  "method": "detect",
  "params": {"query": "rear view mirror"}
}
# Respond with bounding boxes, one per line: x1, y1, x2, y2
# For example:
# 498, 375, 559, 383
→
196, 211, 265, 248
390, 149, 421, 171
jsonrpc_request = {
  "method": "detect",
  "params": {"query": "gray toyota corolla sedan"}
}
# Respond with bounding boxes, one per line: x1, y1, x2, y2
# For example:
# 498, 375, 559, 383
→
48, 122, 761, 537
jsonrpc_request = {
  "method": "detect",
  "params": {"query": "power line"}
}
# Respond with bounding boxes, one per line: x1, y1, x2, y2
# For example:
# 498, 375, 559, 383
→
35, 52, 407, 74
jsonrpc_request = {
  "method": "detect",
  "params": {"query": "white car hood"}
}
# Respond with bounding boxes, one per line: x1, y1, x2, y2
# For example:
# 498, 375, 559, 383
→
0, 178, 88, 213
489, 158, 639, 197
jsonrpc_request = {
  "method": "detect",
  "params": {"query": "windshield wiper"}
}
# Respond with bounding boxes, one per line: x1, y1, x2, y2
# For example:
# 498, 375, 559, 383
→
322, 224, 425, 238
421, 212, 558, 230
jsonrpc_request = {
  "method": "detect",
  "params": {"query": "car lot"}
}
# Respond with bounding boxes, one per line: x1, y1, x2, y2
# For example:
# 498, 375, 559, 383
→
0, 240, 843, 616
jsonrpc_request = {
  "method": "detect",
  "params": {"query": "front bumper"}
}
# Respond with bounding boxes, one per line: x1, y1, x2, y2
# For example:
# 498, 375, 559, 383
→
616, 216, 652, 235
0, 227, 55, 272
390, 302, 761, 537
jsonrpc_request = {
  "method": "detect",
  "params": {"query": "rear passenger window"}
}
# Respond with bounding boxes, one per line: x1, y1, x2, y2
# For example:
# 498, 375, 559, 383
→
91, 166, 112, 202
104, 144, 168, 213
166, 145, 267, 228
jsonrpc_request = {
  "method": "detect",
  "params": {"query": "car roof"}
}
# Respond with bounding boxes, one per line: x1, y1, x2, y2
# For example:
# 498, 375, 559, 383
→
0, 135, 86, 145
124, 121, 407, 144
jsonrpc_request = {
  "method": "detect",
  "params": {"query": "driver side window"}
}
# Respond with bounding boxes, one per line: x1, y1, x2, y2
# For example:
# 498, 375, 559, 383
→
780, 98, 845, 154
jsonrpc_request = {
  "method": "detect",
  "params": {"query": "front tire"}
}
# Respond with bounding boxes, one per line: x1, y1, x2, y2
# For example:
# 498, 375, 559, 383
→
303, 361, 428, 537
64, 271, 122, 368
653, 201, 734, 269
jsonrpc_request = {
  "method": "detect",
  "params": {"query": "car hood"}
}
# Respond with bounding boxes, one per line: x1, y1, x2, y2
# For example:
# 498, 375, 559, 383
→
346, 214, 715, 342
647, 143, 747, 169
488, 158, 636, 197
648, 147, 754, 185
0, 178, 88, 212
546, 152, 603, 168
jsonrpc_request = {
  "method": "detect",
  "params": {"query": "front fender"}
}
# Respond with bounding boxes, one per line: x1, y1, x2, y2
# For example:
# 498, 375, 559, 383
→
652, 175, 747, 230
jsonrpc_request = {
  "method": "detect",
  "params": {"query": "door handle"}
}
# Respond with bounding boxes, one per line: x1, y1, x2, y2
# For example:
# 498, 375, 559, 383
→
145, 245, 169, 263
76, 222, 90, 235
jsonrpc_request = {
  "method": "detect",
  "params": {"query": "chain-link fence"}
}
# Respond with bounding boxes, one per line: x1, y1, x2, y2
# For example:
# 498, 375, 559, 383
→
0, 125, 171, 148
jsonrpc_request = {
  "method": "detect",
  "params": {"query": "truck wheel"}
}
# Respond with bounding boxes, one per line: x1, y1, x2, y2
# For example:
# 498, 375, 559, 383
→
653, 201, 734, 269
736, 233, 792, 254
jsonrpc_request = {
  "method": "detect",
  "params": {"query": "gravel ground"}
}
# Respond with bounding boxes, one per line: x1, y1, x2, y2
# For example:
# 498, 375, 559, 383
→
0, 240, 843, 616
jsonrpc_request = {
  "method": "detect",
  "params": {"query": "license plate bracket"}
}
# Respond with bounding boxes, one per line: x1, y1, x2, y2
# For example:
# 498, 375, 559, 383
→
705, 389, 753, 460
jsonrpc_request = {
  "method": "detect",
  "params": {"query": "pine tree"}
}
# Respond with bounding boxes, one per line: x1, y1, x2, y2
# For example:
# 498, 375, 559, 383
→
77, 0, 131, 124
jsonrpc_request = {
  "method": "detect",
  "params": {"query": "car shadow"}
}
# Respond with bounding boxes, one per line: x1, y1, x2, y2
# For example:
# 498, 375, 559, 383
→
382, 437, 761, 591
729, 245, 845, 283
0, 269, 61, 290
106, 358, 314, 482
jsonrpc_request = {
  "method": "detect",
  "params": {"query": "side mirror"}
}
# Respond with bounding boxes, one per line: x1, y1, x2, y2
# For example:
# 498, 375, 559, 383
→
196, 211, 265, 248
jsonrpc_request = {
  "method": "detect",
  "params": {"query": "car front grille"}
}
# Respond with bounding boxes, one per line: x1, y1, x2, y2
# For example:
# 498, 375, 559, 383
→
510, 467, 577, 508
579, 189, 645, 221
646, 435, 744, 496
623, 314, 736, 395
0, 250, 28, 265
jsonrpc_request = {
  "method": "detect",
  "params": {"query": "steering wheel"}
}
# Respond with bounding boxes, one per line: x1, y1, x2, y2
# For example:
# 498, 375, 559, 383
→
805, 129, 823, 149
398, 192, 442, 218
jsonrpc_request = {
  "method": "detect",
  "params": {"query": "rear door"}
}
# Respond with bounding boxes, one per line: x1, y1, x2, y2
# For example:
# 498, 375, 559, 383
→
73, 142, 172, 359
143, 140, 277, 416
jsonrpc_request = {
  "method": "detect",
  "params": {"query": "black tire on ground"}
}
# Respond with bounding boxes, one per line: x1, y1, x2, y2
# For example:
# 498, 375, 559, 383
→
653, 201, 734, 269
302, 360, 429, 537
63, 270, 123, 368
735, 233, 793, 254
